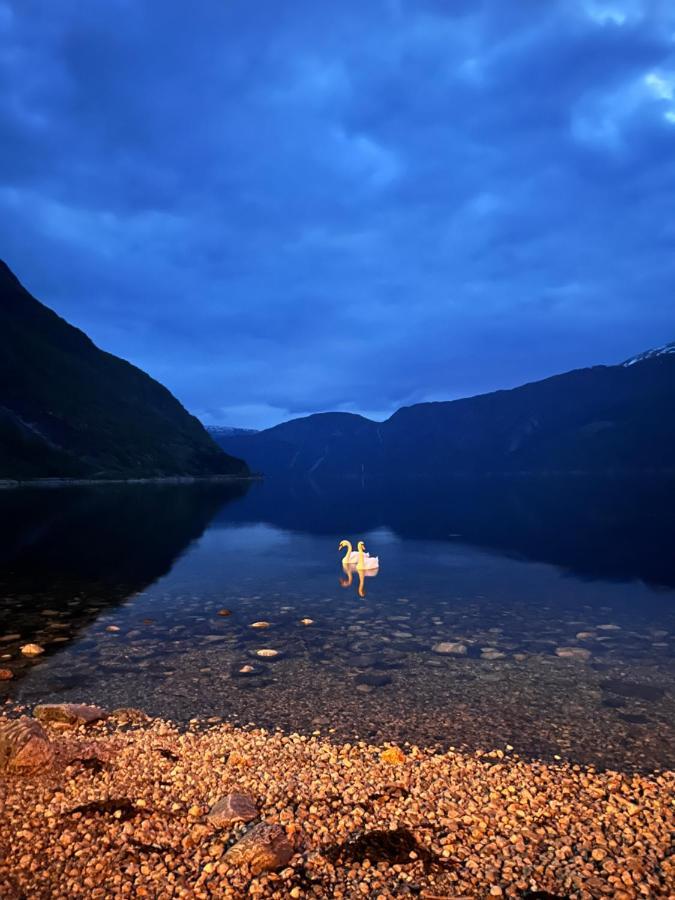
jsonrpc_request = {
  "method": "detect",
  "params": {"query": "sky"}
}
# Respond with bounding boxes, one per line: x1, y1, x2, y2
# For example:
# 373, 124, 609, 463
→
1, 0, 674, 429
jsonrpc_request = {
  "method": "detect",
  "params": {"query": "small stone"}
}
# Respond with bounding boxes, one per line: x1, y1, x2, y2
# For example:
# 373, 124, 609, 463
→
239, 665, 255, 674
20, 644, 44, 657
0, 668, 13, 680
555, 646, 591, 661
217, 609, 232, 617
255, 649, 279, 658
105, 625, 120, 633
575, 631, 595, 639
432, 642, 467, 655
249, 621, 271, 629
207, 792, 258, 827
299, 618, 314, 626
33, 703, 108, 727
0, 716, 53, 772
223, 822, 293, 875
380, 746, 406, 765
597, 624, 621, 631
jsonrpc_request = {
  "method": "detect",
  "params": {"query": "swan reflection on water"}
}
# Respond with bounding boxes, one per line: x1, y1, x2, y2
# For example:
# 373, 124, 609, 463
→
340, 563, 378, 598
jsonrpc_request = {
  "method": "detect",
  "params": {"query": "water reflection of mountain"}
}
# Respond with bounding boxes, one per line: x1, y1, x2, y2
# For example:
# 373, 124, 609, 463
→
216, 475, 675, 589
0, 481, 250, 637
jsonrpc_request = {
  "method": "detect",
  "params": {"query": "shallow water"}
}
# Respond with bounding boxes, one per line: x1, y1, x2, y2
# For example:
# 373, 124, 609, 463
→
1, 476, 674, 770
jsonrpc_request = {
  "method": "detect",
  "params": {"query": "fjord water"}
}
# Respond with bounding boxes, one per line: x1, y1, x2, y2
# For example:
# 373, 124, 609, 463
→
1, 476, 673, 770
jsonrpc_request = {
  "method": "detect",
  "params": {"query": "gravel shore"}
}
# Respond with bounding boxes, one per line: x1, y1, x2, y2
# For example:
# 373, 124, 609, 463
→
1, 706, 673, 899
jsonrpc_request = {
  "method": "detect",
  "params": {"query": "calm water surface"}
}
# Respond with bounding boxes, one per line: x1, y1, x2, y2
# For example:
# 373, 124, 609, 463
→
1, 476, 674, 770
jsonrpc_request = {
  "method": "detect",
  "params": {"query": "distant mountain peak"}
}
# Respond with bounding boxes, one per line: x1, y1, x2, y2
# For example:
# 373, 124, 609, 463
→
622, 341, 675, 367
207, 425, 259, 436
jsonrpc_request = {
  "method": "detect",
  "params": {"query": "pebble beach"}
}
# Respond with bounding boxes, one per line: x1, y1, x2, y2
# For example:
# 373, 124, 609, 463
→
1, 703, 673, 899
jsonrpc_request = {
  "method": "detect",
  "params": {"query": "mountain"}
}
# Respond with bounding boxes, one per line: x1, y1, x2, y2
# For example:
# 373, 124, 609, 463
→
216, 348, 675, 477
207, 425, 259, 441
622, 341, 675, 366
0, 261, 249, 480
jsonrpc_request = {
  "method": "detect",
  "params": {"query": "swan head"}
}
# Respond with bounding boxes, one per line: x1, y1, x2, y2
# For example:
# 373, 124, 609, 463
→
357, 540, 366, 551
338, 539, 350, 551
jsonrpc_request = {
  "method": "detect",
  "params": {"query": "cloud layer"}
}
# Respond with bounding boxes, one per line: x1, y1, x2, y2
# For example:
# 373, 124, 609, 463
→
1, 0, 674, 427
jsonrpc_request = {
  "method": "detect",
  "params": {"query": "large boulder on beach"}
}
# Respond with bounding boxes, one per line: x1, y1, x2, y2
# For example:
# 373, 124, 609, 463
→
223, 822, 293, 874
207, 792, 258, 828
33, 703, 108, 727
0, 716, 54, 772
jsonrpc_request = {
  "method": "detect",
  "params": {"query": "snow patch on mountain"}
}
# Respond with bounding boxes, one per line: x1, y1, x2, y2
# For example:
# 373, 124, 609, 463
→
622, 341, 675, 367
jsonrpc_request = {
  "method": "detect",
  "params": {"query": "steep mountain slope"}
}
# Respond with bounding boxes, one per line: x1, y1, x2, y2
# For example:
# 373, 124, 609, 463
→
215, 351, 675, 477
0, 261, 248, 479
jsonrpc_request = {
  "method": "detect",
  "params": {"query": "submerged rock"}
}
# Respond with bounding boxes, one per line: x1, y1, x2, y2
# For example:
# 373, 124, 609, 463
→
0, 668, 14, 680
432, 642, 467, 655
20, 644, 44, 657
355, 673, 392, 687
555, 647, 591, 661
0, 716, 53, 772
223, 822, 293, 874
600, 680, 665, 702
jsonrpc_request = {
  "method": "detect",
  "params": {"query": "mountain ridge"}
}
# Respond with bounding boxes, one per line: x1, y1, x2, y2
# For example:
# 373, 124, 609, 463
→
211, 348, 675, 477
0, 261, 249, 480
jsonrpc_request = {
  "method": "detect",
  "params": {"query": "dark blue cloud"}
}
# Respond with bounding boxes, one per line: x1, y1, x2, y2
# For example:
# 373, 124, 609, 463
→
1, 0, 674, 427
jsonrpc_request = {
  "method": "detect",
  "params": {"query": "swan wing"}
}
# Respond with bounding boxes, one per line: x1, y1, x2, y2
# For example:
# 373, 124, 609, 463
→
349, 551, 371, 563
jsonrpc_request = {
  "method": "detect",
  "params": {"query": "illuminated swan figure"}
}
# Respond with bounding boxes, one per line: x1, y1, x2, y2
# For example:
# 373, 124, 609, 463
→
356, 540, 379, 571
339, 539, 372, 565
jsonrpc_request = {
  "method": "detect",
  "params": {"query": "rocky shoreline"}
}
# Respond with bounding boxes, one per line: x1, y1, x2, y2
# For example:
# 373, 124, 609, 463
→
0, 474, 260, 490
0, 702, 673, 898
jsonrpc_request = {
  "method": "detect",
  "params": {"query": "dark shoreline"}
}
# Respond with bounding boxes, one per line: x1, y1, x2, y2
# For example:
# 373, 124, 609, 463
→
0, 474, 262, 490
